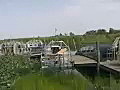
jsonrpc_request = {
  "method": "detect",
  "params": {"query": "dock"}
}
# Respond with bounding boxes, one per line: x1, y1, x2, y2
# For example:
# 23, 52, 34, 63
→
72, 55, 97, 66
100, 60, 120, 74
72, 55, 120, 74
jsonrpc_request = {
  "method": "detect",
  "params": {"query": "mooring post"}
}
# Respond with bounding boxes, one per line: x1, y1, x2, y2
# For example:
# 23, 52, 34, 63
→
63, 53, 65, 67
113, 48, 116, 60
58, 54, 61, 69
119, 41, 120, 61
40, 53, 42, 68
96, 42, 100, 74
73, 38, 77, 51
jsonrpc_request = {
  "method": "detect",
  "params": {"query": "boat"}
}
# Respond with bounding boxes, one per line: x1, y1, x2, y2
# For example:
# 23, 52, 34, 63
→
43, 40, 72, 68
26, 40, 44, 58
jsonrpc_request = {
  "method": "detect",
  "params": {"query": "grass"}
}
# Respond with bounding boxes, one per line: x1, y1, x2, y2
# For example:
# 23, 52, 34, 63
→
0, 55, 94, 90
11, 69, 94, 90
93, 76, 120, 90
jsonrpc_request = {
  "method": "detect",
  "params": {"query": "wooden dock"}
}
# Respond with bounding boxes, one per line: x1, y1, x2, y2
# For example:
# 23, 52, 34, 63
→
100, 60, 120, 74
72, 55, 97, 66
72, 55, 120, 74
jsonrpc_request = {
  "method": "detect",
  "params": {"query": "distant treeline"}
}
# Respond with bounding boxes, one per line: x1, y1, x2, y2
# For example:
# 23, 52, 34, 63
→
85, 28, 120, 35
54, 28, 120, 36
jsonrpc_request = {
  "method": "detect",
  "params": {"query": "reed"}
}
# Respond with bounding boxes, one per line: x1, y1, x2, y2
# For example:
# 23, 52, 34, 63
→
11, 69, 94, 90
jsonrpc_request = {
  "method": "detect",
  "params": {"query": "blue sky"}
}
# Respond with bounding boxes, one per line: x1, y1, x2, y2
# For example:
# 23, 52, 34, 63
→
0, 0, 120, 39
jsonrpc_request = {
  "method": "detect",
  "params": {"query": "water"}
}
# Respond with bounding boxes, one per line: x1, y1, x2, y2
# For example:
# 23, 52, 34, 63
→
75, 65, 120, 90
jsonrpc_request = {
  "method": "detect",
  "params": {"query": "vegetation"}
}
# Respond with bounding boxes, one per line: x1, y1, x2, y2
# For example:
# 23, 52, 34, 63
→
11, 69, 94, 90
0, 55, 41, 89
93, 76, 120, 90
0, 55, 94, 90
0, 53, 120, 90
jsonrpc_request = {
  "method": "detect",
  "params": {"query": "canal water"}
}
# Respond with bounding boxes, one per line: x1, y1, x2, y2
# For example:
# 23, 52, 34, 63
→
75, 65, 120, 90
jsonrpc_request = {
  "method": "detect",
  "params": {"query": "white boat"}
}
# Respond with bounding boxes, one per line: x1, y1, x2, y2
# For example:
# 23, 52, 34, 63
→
43, 40, 72, 68
26, 40, 44, 57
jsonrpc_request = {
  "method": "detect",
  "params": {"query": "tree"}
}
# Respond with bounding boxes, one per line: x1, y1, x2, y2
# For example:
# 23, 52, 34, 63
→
109, 28, 115, 34
64, 33, 68, 36
69, 32, 75, 36
97, 29, 107, 34
85, 30, 96, 35
109, 28, 120, 34
59, 33, 63, 36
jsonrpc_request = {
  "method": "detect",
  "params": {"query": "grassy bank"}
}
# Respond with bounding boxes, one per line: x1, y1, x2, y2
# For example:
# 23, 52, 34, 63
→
11, 69, 94, 90
0, 55, 94, 90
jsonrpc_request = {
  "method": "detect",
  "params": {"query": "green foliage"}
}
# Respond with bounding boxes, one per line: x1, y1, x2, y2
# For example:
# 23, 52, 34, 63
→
97, 29, 107, 34
15, 68, 31, 76
69, 32, 75, 36
85, 30, 96, 35
93, 76, 120, 90
0, 55, 41, 89
109, 28, 120, 34
12, 70, 94, 90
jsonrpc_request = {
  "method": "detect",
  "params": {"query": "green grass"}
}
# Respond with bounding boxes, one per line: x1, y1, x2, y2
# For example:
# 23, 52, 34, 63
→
11, 70, 94, 90
91, 75, 120, 90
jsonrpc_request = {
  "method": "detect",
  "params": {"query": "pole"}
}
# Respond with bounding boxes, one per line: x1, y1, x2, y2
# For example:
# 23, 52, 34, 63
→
73, 38, 77, 51
119, 41, 120, 61
114, 48, 116, 60
96, 42, 100, 74
55, 28, 57, 36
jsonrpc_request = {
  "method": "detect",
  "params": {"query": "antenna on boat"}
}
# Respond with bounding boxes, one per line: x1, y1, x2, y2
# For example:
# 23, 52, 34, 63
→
55, 28, 57, 37
54, 28, 59, 41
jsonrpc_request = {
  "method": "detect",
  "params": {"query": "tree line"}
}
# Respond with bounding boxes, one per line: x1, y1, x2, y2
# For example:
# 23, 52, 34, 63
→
56, 28, 120, 37
85, 28, 120, 35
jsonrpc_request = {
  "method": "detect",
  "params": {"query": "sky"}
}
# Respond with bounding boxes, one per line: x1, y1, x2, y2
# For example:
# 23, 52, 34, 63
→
0, 0, 120, 39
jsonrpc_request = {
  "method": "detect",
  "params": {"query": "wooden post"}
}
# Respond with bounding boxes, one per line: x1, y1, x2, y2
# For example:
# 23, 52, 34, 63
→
107, 49, 109, 60
73, 38, 77, 51
59, 54, 61, 69
63, 53, 65, 67
96, 42, 100, 74
40, 53, 42, 68
113, 48, 115, 60
119, 41, 120, 61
